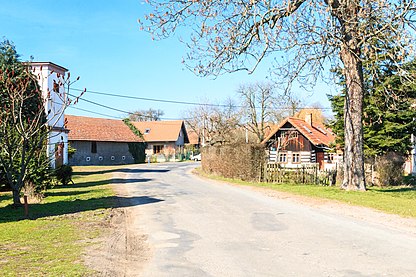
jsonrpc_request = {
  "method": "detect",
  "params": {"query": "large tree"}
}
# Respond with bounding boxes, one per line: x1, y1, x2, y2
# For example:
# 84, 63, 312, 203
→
142, 0, 415, 190
329, 59, 416, 158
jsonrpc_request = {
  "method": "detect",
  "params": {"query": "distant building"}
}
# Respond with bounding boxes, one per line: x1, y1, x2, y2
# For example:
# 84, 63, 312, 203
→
30, 62, 69, 169
131, 120, 189, 156
65, 115, 144, 166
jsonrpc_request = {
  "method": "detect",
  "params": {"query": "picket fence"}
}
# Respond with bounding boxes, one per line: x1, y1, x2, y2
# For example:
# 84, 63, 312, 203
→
263, 163, 337, 186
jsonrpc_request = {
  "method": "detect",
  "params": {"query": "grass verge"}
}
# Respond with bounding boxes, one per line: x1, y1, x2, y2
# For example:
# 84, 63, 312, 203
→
0, 165, 127, 276
196, 168, 416, 218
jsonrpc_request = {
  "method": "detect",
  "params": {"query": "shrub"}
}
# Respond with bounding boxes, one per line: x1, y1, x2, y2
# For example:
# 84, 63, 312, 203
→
68, 143, 77, 159
375, 152, 406, 186
24, 150, 54, 194
55, 165, 73, 186
202, 144, 266, 182
128, 142, 147, 163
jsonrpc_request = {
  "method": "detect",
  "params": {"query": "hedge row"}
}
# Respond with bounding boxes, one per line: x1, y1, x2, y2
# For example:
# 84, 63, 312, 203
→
201, 144, 266, 182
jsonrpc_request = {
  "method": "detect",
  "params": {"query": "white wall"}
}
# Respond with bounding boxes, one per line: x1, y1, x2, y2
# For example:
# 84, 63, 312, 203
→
31, 62, 69, 168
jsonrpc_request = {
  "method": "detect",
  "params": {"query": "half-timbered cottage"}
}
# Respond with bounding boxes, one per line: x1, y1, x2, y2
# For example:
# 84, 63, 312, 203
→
261, 114, 341, 170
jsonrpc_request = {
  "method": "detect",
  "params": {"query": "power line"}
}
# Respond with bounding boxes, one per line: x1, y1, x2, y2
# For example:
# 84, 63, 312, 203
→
71, 87, 333, 110
67, 92, 189, 120
67, 106, 121, 119
71, 87, 236, 108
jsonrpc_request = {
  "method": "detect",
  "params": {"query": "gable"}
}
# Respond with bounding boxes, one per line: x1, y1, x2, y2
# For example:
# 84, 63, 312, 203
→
262, 117, 335, 147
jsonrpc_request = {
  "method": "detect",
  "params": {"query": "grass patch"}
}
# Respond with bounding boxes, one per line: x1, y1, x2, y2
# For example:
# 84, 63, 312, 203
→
0, 165, 130, 276
197, 168, 416, 218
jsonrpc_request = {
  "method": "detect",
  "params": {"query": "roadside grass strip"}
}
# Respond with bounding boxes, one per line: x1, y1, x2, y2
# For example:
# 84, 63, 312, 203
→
197, 169, 416, 218
0, 165, 124, 276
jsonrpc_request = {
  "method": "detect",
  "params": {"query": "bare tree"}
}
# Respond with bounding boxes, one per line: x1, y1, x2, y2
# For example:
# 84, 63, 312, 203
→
142, 0, 415, 190
237, 82, 277, 143
184, 98, 240, 146
128, 108, 164, 121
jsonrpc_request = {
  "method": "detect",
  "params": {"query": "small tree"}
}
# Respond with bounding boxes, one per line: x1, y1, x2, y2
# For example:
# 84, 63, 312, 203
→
0, 40, 82, 206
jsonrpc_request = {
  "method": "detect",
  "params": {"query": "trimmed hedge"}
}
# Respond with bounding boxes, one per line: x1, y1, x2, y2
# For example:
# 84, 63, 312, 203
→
201, 144, 266, 182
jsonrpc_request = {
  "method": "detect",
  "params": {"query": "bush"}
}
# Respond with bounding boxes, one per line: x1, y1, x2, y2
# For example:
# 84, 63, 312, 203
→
375, 152, 406, 186
55, 165, 73, 185
202, 144, 266, 181
128, 142, 147, 163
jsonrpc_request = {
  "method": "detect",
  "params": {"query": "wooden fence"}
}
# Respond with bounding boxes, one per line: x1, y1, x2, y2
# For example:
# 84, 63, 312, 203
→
264, 163, 337, 186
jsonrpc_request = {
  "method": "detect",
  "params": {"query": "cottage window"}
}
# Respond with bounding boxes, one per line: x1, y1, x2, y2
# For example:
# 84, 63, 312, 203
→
279, 153, 287, 163
280, 131, 298, 138
91, 141, 97, 153
292, 153, 300, 163
153, 145, 164, 154
327, 153, 335, 163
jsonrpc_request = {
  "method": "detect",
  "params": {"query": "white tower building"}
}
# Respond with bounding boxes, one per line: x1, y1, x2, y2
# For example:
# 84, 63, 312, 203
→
30, 62, 69, 169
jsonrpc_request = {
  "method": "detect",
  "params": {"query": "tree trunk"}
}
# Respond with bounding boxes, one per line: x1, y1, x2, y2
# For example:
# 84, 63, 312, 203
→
12, 187, 22, 206
340, 48, 366, 191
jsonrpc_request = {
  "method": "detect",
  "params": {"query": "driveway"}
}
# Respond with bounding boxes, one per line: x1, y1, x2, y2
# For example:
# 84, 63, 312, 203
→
90, 162, 416, 276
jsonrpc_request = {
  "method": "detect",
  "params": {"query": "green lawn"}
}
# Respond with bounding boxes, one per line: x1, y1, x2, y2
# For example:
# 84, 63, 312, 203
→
0, 165, 128, 276
198, 170, 416, 218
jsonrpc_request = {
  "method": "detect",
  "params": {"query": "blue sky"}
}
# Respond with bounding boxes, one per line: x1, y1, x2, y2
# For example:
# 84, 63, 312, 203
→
0, 0, 337, 120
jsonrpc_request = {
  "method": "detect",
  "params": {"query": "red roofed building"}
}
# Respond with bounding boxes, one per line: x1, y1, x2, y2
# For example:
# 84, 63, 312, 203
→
261, 114, 341, 170
131, 120, 189, 156
66, 115, 144, 165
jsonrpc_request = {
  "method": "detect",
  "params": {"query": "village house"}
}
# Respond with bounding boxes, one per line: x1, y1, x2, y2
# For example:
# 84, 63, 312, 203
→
131, 120, 189, 156
65, 115, 144, 166
30, 62, 70, 169
187, 130, 201, 150
261, 114, 341, 170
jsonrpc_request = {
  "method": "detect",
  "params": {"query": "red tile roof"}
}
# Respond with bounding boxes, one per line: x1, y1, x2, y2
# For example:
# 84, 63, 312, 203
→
131, 120, 188, 143
66, 115, 143, 143
187, 130, 200, 145
261, 117, 335, 147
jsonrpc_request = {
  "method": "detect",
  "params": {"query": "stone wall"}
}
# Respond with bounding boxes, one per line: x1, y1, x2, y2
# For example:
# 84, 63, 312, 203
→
69, 140, 135, 166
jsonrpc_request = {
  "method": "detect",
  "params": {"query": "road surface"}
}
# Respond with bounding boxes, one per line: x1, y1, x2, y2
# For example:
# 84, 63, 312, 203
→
111, 162, 416, 276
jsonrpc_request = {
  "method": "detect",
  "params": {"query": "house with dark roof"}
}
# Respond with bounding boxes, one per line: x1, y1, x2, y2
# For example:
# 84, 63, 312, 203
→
261, 114, 341, 170
131, 120, 189, 156
66, 115, 144, 166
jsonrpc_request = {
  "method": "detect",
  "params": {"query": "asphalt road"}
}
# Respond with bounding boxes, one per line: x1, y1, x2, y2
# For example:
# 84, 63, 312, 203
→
118, 162, 416, 277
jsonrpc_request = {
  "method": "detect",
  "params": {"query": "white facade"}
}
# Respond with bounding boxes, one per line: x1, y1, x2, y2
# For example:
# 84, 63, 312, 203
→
405, 134, 416, 175
30, 62, 69, 169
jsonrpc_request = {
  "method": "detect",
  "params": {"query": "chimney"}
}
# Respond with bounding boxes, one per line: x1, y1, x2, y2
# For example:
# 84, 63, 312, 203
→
305, 113, 312, 126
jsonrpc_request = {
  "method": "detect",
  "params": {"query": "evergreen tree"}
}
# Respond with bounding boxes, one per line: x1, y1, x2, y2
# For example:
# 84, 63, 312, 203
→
328, 60, 416, 158
0, 39, 51, 206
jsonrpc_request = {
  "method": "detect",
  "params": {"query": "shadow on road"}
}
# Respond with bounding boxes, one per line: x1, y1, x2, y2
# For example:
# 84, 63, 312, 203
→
0, 195, 164, 223
52, 178, 154, 190
74, 167, 170, 176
